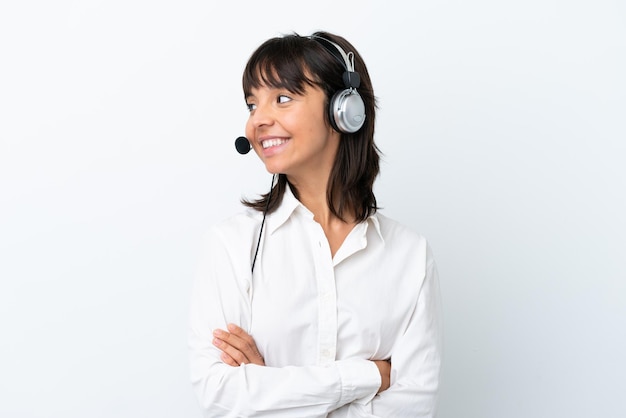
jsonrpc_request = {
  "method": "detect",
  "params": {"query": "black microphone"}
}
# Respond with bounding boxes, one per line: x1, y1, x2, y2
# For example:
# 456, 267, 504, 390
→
235, 136, 252, 154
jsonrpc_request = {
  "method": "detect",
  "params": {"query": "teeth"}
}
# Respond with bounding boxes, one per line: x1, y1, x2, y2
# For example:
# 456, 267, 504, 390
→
262, 138, 288, 149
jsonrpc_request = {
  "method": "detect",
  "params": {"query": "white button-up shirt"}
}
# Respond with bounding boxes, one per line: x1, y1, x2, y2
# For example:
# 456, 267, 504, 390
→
189, 185, 442, 417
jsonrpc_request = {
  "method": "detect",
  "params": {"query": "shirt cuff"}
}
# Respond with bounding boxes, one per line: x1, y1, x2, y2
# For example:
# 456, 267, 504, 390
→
336, 358, 380, 406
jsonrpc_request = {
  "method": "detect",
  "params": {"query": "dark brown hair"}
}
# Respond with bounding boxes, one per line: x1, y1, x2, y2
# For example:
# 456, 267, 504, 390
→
241, 31, 380, 222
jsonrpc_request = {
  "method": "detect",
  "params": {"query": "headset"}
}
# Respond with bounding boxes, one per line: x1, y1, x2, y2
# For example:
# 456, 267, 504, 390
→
310, 35, 367, 134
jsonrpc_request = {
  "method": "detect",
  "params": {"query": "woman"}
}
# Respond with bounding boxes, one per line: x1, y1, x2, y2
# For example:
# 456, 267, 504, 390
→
189, 31, 442, 417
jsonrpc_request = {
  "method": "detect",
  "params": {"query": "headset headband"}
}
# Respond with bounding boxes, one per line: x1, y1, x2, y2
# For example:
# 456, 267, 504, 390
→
310, 35, 360, 89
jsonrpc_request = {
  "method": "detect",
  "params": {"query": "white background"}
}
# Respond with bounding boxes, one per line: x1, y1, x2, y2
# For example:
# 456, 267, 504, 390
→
1, 1, 625, 417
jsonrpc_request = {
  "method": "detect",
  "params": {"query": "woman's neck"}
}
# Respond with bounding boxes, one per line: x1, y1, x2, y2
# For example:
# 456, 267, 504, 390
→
288, 175, 356, 257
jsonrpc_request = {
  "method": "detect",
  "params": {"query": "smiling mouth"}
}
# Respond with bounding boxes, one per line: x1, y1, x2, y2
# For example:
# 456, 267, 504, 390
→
261, 138, 289, 149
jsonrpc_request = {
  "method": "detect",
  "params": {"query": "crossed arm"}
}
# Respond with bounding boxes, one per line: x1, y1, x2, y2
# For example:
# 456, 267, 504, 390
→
212, 323, 391, 394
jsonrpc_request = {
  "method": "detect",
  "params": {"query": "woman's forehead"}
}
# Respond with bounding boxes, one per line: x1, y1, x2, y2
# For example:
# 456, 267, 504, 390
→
244, 64, 318, 94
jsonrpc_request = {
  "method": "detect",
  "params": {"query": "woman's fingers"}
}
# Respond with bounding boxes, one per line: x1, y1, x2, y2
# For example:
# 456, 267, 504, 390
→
217, 339, 249, 365
226, 324, 265, 362
219, 350, 239, 367
212, 324, 265, 366
373, 359, 392, 393
213, 330, 250, 365
227, 323, 256, 346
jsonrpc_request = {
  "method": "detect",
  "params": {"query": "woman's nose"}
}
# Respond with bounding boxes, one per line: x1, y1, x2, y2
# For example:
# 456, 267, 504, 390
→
249, 102, 274, 128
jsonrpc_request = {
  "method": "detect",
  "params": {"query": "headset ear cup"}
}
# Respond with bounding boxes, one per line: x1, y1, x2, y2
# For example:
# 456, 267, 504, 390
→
328, 90, 342, 132
329, 88, 366, 133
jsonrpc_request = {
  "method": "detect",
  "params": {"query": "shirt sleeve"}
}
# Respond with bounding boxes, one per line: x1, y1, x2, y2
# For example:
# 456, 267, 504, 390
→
188, 226, 381, 417
347, 243, 443, 418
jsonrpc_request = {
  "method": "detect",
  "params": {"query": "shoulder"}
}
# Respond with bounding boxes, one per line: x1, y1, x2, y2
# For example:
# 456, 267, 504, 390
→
372, 213, 438, 288
202, 209, 263, 253
374, 212, 429, 247
194, 209, 265, 281
373, 212, 436, 264
209, 209, 261, 236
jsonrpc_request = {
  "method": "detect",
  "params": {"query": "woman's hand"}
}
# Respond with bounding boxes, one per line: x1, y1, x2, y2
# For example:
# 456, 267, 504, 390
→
373, 359, 391, 393
212, 323, 265, 366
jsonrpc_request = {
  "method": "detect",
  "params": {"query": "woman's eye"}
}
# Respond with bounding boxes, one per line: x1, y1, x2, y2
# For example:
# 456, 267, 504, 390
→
246, 103, 257, 112
277, 95, 292, 104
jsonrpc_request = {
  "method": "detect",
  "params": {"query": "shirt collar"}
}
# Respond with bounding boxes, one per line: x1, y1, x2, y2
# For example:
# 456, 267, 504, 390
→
368, 213, 384, 244
267, 183, 302, 235
268, 183, 385, 245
